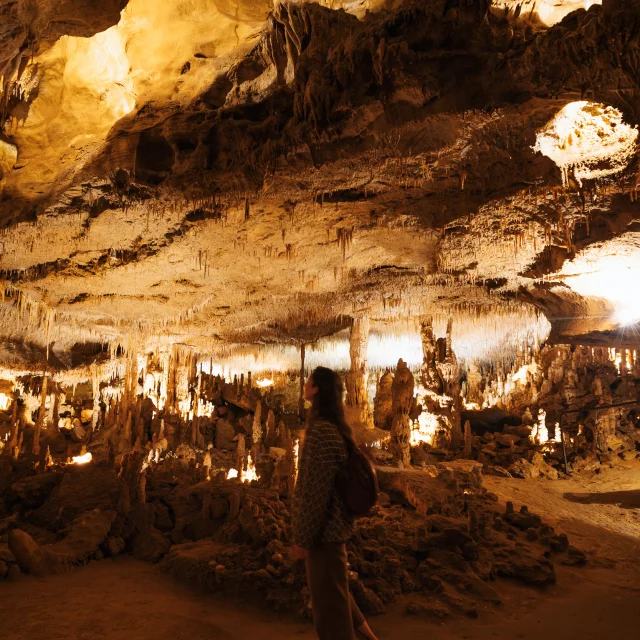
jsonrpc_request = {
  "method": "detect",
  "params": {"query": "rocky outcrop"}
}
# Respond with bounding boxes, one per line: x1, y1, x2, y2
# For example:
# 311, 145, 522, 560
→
8, 508, 116, 576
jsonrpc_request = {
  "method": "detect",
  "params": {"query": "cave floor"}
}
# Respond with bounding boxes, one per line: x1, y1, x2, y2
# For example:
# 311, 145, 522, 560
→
1, 464, 639, 640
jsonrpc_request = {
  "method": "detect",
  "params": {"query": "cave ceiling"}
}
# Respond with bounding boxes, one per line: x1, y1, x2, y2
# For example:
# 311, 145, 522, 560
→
0, 0, 638, 373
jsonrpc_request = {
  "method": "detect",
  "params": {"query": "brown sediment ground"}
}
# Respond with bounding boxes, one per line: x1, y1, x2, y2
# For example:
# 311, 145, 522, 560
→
1, 465, 639, 640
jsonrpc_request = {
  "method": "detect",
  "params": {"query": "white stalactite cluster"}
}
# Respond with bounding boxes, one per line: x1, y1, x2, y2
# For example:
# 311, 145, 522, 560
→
534, 102, 638, 186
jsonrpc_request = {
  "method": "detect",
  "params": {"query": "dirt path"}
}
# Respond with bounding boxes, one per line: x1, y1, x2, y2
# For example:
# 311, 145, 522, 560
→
1, 465, 639, 640
483, 461, 640, 564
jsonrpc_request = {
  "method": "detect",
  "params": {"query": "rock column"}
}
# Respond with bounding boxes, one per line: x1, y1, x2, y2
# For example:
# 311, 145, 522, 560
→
32, 375, 48, 456
345, 315, 373, 430
299, 344, 306, 420
420, 317, 441, 397
390, 359, 415, 468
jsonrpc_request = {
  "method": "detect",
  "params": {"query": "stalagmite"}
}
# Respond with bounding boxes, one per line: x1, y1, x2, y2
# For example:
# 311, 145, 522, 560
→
47, 391, 60, 439
390, 359, 415, 468
420, 317, 441, 396
235, 433, 246, 479
122, 411, 132, 450
463, 420, 472, 457
276, 420, 288, 449
345, 315, 374, 430
252, 400, 263, 457
299, 343, 306, 419
373, 371, 393, 430
203, 450, 212, 480
91, 366, 100, 431
8, 391, 20, 451
191, 376, 201, 446
265, 409, 276, 447
32, 375, 48, 456
436, 319, 463, 449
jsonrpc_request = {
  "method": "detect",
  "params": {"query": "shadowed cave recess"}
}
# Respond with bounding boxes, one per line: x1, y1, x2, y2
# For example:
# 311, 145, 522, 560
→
0, 0, 640, 635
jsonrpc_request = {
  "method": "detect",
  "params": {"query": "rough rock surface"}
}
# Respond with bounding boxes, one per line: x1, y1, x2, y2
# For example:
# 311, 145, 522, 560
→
8, 508, 116, 577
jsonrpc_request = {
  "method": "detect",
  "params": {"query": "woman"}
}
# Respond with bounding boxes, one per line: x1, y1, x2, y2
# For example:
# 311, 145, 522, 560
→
292, 366, 379, 640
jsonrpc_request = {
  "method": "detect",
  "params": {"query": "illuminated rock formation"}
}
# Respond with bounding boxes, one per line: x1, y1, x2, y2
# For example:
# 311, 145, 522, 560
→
345, 316, 374, 430
390, 358, 415, 468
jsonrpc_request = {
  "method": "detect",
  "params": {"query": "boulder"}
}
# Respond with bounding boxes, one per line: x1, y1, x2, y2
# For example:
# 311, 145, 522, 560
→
351, 579, 385, 615
10, 473, 62, 509
495, 433, 521, 447
377, 468, 459, 517
494, 557, 556, 586
504, 425, 532, 438
215, 419, 236, 451
6, 564, 21, 581
152, 500, 174, 532
466, 576, 501, 605
562, 546, 587, 566
28, 467, 120, 530
103, 536, 125, 557
131, 526, 172, 563
429, 528, 474, 552
531, 452, 559, 480
488, 466, 512, 478
509, 458, 540, 480
0, 543, 16, 564
9, 509, 116, 576
504, 505, 542, 530
464, 408, 521, 435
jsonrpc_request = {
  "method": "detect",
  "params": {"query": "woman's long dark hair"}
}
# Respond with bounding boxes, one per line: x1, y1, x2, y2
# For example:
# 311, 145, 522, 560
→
308, 366, 357, 450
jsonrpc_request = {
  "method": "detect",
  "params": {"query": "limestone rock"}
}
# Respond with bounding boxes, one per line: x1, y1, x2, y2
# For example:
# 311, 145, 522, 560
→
531, 452, 559, 480
509, 458, 540, 480
351, 578, 385, 615
494, 557, 556, 587
103, 536, 125, 557
9, 472, 61, 509
6, 564, 22, 582
131, 526, 172, 563
28, 467, 120, 530
495, 433, 521, 447
373, 371, 394, 430
215, 419, 236, 451
9, 509, 116, 576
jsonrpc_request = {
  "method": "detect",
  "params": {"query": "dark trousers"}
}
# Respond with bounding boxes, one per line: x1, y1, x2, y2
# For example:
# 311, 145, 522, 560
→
305, 543, 365, 640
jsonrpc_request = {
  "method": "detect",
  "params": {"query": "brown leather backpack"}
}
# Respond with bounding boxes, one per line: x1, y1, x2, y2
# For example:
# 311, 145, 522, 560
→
335, 440, 379, 516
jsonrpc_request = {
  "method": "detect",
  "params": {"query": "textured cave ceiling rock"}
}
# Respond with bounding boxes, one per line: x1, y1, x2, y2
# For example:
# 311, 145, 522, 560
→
0, 136, 17, 185
0, 0, 639, 365
533, 101, 639, 186
1, 0, 272, 211
0, 0, 128, 71
493, 0, 601, 26
300, 0, 406, 19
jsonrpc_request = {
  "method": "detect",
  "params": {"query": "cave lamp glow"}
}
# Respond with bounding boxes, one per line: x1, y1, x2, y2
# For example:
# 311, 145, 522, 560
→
494, 0, 601, 27
534, 101, 638, 186
556, 242, 640, 326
